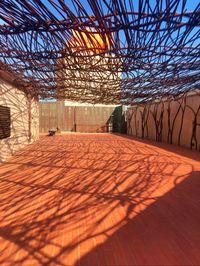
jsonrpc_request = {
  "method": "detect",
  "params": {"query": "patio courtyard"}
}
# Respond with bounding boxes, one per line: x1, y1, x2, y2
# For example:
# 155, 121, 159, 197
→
0, 0, 200, 265
0, 134, 200, 265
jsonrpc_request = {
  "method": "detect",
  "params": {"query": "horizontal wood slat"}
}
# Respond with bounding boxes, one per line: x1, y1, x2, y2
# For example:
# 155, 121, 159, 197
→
39, 102, 117, 133
0, 105, 11, 139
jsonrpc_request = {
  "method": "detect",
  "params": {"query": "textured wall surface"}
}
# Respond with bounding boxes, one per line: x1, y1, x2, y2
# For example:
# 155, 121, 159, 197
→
0, 78, 39, 162
127, 91, 200, 151
39, 101, 122, 133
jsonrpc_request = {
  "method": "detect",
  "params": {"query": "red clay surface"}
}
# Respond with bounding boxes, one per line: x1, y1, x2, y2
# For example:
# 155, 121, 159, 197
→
0, 133, 200, 266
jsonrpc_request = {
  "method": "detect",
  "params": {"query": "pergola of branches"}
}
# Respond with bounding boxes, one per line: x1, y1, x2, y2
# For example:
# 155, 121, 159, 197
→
0, 0, 199, 104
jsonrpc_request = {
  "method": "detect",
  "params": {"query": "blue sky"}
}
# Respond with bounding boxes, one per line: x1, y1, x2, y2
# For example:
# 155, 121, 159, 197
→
42, 0, 200, 17
0, 0, 199, 100
32, 0, 200, 48
1, 0, 199, 25
0, 1, 199, 60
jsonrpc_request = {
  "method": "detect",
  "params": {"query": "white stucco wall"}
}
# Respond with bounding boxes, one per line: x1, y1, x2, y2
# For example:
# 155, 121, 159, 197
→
0, 77, 39, 162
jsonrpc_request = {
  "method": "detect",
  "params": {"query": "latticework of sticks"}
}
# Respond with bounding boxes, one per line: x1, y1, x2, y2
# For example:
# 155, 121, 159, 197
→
0, 0, 199, 104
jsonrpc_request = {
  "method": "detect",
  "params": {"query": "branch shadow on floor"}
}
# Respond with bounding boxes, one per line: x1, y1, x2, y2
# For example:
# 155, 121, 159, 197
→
0, 134, 199, 265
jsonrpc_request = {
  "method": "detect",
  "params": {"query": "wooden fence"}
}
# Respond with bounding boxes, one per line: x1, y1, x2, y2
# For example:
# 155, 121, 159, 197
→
39, 101, 123, 133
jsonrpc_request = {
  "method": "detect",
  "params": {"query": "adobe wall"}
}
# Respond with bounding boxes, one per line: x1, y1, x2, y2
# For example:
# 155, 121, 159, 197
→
127, 91, 200, 151
0, 78, 39, 162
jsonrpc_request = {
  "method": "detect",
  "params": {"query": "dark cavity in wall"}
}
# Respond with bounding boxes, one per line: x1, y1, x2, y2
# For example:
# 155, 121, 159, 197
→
0, 105, 11, 139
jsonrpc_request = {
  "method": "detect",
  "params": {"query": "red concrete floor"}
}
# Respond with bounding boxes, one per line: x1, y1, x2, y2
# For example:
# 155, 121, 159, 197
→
0, 134, 200, 266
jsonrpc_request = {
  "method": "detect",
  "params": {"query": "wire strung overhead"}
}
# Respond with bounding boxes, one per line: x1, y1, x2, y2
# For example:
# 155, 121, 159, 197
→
0, 0, 199, 104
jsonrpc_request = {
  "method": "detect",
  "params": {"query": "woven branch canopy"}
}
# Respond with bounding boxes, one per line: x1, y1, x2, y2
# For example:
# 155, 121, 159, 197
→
0, 0, 199, 104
